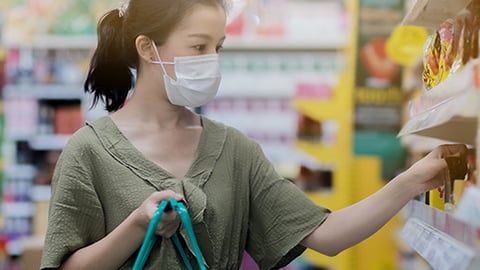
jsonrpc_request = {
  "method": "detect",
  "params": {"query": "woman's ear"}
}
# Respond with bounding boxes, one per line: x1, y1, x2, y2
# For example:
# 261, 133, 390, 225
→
135, 35, 155, 63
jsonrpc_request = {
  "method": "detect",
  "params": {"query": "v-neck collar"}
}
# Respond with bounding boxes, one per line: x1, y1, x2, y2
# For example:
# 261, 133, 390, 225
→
86, 115, 227, 189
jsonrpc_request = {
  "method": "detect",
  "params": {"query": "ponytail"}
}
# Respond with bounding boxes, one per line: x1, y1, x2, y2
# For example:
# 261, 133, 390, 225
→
84, 9, 134, 112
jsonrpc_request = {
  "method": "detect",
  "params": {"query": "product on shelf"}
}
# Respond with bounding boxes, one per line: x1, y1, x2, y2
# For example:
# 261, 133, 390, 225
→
438, 18, 459, 82
53, 104, 83, 135
360, 37, 400, 81
442, 145, 469, 212
450, 12, 469, 75
423, 1, 480, 90
385, 25, 429, 67
0, 48, 6, 91
4, 48, 90, 85
294, 165, 333, 192
297, 114, 322, 142
422, 31, 441, 90
466, 148, 477, 187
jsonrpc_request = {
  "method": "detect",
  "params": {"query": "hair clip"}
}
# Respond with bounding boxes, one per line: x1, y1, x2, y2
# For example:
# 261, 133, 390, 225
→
118, 7, 126, 18
118, 2, 128, 18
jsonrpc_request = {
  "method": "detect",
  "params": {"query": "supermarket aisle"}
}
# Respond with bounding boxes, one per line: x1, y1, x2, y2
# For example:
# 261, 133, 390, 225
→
0, 0, 479, 270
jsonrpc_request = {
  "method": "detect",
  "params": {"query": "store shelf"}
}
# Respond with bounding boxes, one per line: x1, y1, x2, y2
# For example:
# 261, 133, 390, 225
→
2, 34, 349, 51
28, 134, 71, 151
217, 75, 294, 98
4, 134, 72, 150
402, 0, 471, 29
223, 35, 349, 51
2, 202, 35, 218
5, 164, 37, 179
400, 199, 480, 270
3, 84, 84, 100
293, 98, 347, 121
2, 35, 97, 49
400, 135, 460, 153
398, 58, 480, 145
30, 185, 51, 201
296, 141, 342, 163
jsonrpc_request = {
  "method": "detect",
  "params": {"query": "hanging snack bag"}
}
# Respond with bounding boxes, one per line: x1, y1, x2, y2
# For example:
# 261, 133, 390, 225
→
450, 14, 468, 75
423, 32, 441, 90
470, 13, 479, 60
468, 0, 480, 60
438, 18, 459, 83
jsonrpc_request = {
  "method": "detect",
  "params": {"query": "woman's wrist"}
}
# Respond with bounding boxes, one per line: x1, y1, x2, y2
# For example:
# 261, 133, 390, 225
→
129, 208, 149, 233
389, 171, 421, 202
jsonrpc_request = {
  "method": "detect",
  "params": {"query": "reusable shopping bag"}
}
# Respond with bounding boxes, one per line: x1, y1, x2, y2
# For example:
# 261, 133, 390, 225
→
133, 198, 207, 270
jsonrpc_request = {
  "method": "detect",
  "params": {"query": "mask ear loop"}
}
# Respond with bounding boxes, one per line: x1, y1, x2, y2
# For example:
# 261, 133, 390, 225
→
151, 40, 174, 76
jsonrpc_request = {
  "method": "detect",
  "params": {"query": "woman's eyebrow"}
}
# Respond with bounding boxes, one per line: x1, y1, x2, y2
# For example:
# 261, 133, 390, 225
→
188, 33, 226, 42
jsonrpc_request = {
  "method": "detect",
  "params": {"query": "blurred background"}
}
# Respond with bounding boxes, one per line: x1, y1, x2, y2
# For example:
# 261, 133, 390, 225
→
0, 0, 479, 269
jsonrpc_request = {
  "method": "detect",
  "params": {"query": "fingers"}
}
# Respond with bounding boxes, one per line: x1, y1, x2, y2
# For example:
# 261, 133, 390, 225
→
424, 144, 468, 172
148, 190, 184, 203
155, 210, 181, 238
146, 190, 183, 238
439, 144, 468, 158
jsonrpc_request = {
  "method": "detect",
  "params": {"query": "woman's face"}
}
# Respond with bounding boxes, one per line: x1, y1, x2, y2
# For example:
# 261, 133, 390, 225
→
158, 4, 226, 61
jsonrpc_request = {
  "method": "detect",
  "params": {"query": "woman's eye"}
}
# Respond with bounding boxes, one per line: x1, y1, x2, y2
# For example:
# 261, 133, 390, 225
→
194, 45, 206, 51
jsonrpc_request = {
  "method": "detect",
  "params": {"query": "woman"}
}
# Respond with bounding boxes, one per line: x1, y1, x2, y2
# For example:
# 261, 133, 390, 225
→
40, 0, 464, 269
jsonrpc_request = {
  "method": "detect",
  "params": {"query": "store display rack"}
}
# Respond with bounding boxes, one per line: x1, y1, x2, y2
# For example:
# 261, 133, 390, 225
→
398, 58, 479, 145
1, 35, 97, 50
399, 1, 480, 269
1, 39, 88, 255
3, 84, 83, 149
2, 34, 348, 52
223, 35, 348, 51
402, 0, 471, 30
3, 84, 83, 100
400, 135, 456, 154
400, 200, 480, 270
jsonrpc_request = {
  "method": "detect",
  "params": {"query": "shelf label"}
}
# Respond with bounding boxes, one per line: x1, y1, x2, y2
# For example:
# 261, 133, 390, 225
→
401, 218, 476, 270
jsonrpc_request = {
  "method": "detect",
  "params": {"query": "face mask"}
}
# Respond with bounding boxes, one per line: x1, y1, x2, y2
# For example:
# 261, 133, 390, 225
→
151, 41, 222, 107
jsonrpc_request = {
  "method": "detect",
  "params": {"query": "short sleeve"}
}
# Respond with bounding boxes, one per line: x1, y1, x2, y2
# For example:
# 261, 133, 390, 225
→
40, 138, 105, 269
246, 143, 330, 270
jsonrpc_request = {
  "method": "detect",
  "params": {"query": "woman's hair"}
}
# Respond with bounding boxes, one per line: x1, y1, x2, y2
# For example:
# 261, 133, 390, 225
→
84, 0, 226, 112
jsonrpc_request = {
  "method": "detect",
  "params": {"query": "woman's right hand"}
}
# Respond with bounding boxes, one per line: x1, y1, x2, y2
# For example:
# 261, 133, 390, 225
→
402, 144, 468, 196
134, 190, 184, 238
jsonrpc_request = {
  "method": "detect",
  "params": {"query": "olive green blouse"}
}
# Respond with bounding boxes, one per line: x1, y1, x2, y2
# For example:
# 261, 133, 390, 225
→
40, 116, 330, 270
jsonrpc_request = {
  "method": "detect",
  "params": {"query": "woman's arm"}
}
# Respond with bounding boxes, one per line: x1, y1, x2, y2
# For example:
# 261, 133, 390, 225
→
301, 173, 414, 256
59, 191, 183, 270
59, 209, 146, 270
301, 144, 465, 256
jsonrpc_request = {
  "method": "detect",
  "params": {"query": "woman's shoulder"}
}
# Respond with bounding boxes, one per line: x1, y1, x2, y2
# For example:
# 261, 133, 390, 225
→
203, 116, 252, 140
62, 116, 110, 152
202, 115, 260, 150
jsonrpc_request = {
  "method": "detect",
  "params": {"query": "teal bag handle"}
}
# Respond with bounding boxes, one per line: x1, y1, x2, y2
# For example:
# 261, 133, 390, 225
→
133, 198, 207, 270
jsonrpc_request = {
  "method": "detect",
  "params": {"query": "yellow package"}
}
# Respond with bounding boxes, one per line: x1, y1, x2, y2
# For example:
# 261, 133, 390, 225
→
423, 32, 441, 90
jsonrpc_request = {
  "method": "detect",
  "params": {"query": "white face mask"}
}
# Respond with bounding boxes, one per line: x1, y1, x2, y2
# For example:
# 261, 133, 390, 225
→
151, 41, 222, 107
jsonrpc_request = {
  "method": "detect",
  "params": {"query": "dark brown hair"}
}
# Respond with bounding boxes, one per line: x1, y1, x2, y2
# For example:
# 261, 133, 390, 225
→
84, 0, 226, 112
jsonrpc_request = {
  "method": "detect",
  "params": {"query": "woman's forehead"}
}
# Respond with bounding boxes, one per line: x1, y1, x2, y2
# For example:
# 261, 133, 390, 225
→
174, 4, 226, 37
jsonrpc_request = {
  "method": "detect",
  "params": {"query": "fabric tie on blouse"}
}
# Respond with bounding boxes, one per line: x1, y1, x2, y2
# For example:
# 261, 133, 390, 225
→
159, 177, 207, 224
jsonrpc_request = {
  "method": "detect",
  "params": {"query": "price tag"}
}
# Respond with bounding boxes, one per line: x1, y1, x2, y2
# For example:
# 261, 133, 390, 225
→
401, 218, 476, 270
